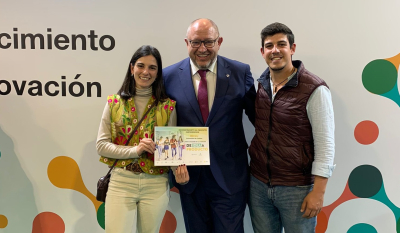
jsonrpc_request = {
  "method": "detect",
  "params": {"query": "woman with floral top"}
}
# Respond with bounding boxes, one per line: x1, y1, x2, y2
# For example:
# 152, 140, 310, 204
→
96, 45, 189, 233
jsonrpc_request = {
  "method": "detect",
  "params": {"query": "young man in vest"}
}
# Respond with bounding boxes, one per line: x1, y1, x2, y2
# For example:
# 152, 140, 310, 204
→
248, 22, 335, 233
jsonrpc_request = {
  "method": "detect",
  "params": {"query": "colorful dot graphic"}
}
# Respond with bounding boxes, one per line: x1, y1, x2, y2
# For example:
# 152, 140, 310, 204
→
47, 157, 400, 232
362, 53, 400, 106
362, 59, 397, 94
347, 223, 377, 233
47, 156, 102, 211
48, 156, 103, 227
348, 165, 382, 198
48, 156, 177, 231
32, 212, 65, 233
160, 210, 177, 233
316, 181, 358, 233
96, 203, 106, 229
356, 54, 400, 232
0, 150, 6, 230
0, 215, 8, 228
316, 164, 400, 233
354, 121, 379, 145
170, 186, 179, 194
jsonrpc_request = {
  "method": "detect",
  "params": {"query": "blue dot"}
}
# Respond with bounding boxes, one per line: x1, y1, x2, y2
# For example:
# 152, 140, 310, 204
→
348, 223, 377, 233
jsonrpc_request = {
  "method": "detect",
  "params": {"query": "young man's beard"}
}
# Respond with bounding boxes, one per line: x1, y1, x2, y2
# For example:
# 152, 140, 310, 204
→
270, 65, 285, 72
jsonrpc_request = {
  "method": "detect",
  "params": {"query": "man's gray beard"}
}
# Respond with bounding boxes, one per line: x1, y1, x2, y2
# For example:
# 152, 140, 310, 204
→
192, 57, 216, 70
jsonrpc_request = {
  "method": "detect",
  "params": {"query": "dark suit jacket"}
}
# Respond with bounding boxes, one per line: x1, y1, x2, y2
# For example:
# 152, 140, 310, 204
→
163, 55, 256, 195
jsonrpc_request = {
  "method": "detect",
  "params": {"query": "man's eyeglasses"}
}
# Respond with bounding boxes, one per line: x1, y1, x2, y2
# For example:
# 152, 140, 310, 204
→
188, 37, 219, 48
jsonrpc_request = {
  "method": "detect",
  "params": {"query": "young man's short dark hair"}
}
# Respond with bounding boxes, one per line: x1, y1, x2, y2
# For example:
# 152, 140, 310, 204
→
261, 22, 295, 47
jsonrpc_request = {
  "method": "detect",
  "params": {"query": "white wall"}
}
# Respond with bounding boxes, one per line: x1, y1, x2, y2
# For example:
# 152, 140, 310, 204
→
1, 0, 400, 232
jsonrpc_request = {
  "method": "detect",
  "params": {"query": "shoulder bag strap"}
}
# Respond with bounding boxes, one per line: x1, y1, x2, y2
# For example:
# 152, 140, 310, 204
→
107, 101, 157, 172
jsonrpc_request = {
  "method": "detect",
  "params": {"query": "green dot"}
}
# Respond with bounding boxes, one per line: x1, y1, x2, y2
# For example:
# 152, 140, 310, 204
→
349, 165, 382, 198
348, 223, 377, 233
96, 202, 105, 229
362, 59, 397, 94
397, 217, 400, 233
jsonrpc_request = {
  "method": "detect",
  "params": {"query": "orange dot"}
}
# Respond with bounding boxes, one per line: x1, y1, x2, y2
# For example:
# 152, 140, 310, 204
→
159, 210, 177, 233
32, 212, 65, 233
170, 186, 179, 194
0, 215, 8, 228
354, 120, 379, 145
315, 211, 328, 233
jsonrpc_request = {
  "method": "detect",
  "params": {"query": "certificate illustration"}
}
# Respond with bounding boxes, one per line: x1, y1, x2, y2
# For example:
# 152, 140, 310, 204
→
154, 126, 210, 166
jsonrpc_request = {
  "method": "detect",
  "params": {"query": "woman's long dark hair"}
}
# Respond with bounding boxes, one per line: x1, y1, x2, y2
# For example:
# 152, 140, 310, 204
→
117, 45, 168, 105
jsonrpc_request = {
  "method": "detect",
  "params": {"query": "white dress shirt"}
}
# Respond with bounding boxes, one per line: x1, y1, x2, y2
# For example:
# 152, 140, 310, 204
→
190, 58, 218, 112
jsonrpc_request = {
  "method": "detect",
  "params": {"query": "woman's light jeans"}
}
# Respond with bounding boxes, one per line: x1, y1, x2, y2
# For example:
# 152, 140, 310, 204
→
105, 167, 169, 233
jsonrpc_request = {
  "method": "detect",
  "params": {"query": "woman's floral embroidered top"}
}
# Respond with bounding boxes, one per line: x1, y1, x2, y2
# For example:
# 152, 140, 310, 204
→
99, 94, 176, 175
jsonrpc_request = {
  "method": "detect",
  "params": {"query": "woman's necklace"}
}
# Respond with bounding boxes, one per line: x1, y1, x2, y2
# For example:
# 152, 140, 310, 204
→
271, 67, 297, 94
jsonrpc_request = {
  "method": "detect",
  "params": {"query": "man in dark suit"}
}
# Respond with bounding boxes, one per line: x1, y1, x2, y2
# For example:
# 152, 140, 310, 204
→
163, 18, 256, 233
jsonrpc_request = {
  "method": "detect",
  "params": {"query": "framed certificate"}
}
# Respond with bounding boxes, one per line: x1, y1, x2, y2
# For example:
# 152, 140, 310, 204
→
154, 126, 210, 166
